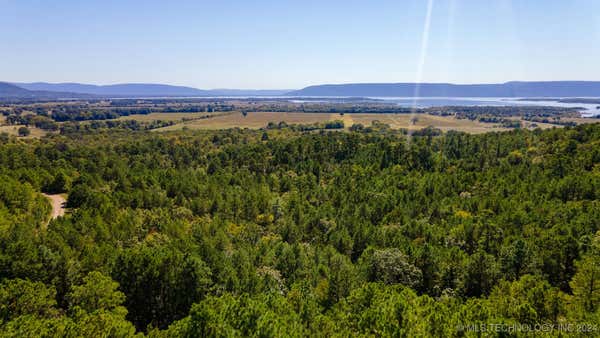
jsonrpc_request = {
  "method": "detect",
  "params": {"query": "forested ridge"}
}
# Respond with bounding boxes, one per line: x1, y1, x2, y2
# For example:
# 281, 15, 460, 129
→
0, 124, 599, 337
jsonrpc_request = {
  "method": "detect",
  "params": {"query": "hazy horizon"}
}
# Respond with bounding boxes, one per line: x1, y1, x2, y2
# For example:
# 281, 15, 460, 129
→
3, 0, 600, 89
8, 79, 600, 91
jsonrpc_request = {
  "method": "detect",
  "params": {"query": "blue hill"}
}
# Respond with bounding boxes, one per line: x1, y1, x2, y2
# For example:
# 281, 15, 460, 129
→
16, 82, 211, 97
288, 81, 600, 97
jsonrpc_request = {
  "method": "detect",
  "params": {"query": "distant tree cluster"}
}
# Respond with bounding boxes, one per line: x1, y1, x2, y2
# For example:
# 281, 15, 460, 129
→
59, 119, 175, 134
266, 120, 344, 131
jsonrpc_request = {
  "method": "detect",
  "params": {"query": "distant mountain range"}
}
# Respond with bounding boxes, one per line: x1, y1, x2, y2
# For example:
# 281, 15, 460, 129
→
288, 81, 600, 97
16, 82, 210, 97
2, 81, 600, 99
0, 82, 93, 99
10, 82, 290, 98
0, 83, 34, 97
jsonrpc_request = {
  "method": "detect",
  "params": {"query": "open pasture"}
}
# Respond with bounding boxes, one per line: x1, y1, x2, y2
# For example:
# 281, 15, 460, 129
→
155, 111, 512, 134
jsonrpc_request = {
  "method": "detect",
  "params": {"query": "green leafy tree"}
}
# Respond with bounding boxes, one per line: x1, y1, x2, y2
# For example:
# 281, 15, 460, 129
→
0, 279, 59, 322
570, 233, 600, 314
363, 248, 422, 288
17, 127, 30, 137
112, 244, 212, 331
460, 250, 500, 297
45, 171, 71, 194
67, 271, 126, 314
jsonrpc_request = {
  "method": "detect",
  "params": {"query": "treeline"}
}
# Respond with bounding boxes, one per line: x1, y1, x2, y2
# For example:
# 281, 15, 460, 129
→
59, 120, 176, 134
2, 106, 153, 125
5, 114, 59, 130
0, 123, 599, 336
439, 105, 579, 118
2, 102, 238, 124
163, 105, 235, 113
3, 114, 175, 133
478, 116, 523, 128
266, 120, 345, 131
51, 107, 153, 122
523, 116, 578, 127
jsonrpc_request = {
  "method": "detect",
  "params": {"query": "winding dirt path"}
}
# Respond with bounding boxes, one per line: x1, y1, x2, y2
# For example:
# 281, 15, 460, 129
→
43, 193, 66, 223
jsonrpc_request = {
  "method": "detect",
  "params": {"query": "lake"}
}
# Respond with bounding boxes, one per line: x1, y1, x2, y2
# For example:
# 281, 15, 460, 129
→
370, 97, 600, 117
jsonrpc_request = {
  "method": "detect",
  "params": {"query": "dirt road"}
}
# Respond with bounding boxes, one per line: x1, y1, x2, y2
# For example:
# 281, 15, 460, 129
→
43, 193, 66, 220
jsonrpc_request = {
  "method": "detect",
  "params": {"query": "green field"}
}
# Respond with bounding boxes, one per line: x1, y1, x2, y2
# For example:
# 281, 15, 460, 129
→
0, 124, 48, 138
154, 111, 516, 133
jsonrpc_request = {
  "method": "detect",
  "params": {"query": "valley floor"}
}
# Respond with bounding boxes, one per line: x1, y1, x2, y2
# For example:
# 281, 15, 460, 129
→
151, 111, 528, 133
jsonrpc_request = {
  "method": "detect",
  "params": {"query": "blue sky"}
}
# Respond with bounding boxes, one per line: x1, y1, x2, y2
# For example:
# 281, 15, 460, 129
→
2, 0, 599, 89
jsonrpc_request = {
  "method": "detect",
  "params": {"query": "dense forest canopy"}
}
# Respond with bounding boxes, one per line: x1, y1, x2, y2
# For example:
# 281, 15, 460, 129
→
0, 123, 599, 336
